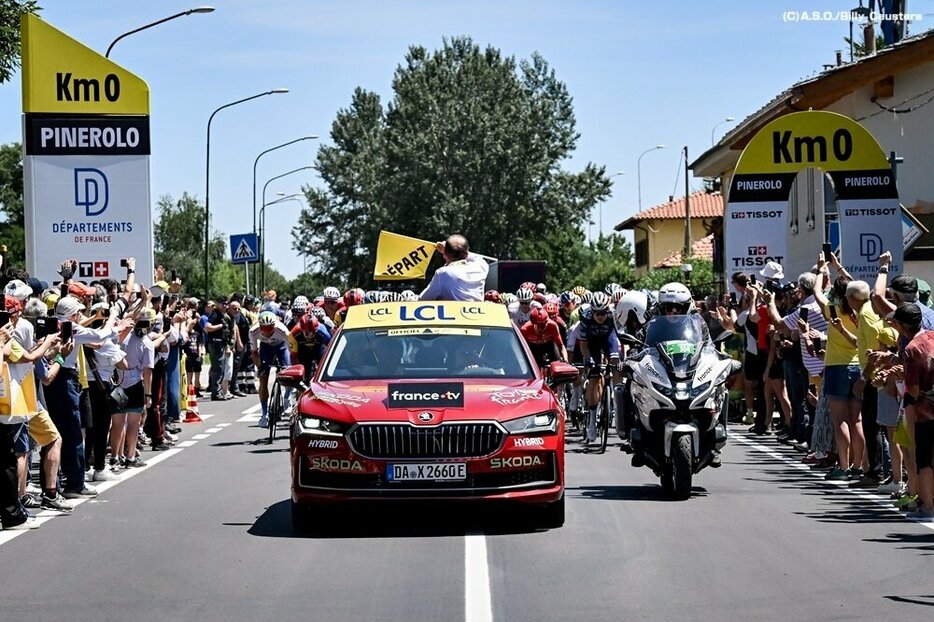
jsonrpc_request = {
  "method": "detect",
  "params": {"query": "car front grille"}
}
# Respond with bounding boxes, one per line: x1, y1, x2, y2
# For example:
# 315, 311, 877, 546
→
347, 423, 505, 459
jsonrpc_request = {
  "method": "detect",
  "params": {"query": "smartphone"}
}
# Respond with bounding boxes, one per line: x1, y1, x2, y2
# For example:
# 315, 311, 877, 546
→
729, 292, 737, 306
171, 269, 177, 282
822, 242, 833, 258
60, 320, 73, 344
35, 316, 57, 338
120, 258, 128, 268
800, 307, 809, 324
829, 305, 838, 320
749, 273, 757, 285
0, 310, 10, 327
814, 337, 824, 352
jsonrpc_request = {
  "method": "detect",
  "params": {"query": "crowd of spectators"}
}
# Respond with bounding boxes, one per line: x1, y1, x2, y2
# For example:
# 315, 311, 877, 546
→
716, 250, 934, 521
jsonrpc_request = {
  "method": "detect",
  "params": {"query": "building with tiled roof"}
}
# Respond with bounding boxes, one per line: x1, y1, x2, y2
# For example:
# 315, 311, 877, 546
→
614, 191, 723, 276
654, 234, 715, 269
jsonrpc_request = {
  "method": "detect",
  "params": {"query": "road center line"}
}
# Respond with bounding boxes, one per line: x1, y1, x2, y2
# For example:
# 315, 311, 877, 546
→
464, 532, 493, 622
732, 433, 934, 531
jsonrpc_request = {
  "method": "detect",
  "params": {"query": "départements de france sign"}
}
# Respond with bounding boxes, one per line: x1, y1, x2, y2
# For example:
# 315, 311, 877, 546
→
725, 111, 901, 283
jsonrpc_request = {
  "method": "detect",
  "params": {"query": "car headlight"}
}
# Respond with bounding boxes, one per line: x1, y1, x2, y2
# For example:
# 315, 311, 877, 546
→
502, 410, 558, 435
690, 381, 711, 397
299, 416, 349, 437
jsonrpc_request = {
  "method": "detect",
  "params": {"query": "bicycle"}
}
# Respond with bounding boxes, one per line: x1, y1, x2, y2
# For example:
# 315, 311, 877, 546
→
267, 363, 308, 444
580, 362, 614, 454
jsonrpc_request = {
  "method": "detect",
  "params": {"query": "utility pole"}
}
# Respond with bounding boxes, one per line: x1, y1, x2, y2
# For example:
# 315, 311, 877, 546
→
683, 146, 691, 261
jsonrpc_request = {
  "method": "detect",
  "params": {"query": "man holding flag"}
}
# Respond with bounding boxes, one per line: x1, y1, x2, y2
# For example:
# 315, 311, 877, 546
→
419, 234, 489, 302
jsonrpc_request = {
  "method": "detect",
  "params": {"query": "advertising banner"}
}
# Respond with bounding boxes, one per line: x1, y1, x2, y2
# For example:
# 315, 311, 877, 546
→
725, 111, 902, 285
21, 14, 152, 283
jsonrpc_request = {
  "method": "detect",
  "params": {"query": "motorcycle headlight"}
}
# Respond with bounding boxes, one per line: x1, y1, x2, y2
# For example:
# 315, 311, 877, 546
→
673, 381, 690, 401
299, 416, 349, 437
690, 381, 711, 397
652, 382, 673, 398
502, 410, 558, 435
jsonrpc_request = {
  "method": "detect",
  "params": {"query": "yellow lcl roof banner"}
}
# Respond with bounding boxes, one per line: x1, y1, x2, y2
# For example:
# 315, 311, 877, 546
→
21, 14, 150, 115
373, 231, 437, 281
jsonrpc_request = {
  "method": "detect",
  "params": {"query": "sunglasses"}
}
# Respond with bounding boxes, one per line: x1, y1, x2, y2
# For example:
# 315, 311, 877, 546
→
519, 301, 530, 306
594, 310, 608, 317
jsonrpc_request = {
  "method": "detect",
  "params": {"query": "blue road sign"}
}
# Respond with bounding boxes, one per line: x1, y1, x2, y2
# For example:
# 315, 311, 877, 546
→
230, 233, 259, 264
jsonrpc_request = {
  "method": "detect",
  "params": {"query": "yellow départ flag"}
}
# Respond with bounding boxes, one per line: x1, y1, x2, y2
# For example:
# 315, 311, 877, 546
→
373, 231, 436, 281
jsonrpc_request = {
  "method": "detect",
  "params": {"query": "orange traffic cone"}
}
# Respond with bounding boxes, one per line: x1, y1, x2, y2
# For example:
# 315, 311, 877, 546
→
184, 384, 203, 423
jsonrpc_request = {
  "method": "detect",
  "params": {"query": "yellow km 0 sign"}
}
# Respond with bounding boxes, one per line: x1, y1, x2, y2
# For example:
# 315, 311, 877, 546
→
21, 14, 149, 115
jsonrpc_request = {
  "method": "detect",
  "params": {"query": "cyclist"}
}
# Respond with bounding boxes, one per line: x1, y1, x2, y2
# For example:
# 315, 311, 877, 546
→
289, 296, 310, 329
520, 307, 568, 373
335, 289, 364, 326
579, 291, 622, 444
484, 290, 501, 304
288, 313, 332, 383
309, 303, 335, 331
321, 286, 344, 322
543, 301, 568, 344
508, 287, 539, 327
559, 291, 580, 326
250, 311, 291, 428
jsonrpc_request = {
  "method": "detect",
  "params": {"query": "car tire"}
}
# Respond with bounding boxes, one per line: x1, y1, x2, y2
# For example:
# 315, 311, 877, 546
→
538, 494, 565, 529
291, 500, 314, 535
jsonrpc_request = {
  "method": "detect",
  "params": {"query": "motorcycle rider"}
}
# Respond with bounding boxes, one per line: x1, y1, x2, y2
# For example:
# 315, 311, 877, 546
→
613, 290, 654, 446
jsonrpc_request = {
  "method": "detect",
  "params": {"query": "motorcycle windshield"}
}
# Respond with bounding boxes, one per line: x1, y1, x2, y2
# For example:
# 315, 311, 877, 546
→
644, 315, 709, 376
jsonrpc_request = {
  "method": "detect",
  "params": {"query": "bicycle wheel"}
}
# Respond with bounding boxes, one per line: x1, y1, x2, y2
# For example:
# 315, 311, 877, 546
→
599, 381, 610, 454
268, 380, 281, 444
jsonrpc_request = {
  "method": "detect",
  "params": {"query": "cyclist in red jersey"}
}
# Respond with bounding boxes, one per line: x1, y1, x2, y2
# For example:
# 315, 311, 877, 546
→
520, 308, 568, 372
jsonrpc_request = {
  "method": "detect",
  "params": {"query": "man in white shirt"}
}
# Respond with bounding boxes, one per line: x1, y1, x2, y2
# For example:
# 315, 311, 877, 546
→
419, 235, 490, 302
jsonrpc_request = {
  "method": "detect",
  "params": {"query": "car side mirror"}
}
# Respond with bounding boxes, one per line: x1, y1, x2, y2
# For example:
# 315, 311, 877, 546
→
548, 361, 579, 385
619, 332, 644, 349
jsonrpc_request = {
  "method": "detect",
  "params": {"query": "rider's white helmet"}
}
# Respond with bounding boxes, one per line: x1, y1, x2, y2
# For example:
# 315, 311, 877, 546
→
657, 282, 693, 315
614, 290, 651, 332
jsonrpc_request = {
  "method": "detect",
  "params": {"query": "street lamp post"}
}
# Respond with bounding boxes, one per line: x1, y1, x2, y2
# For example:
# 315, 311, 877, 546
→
260, 194, 304, 292
710, 116, 735, 146
105, 6, 215, 57
204, 89, 288, 297
259, 166, 315, 292
637, 145, 665, 212
252, 136, 318, 291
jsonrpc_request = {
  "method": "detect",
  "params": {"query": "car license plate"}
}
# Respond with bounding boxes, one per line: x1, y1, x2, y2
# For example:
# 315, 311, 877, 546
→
386, 463, 467, 482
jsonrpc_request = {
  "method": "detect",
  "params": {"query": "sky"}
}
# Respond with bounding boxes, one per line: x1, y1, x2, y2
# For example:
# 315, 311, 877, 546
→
4, 0, 933, 279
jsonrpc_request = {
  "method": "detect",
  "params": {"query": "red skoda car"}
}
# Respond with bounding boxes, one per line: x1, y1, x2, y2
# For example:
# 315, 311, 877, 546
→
289, 301, 577, 530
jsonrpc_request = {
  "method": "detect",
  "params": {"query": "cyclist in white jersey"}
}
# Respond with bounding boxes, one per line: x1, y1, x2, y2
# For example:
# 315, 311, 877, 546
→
250, 311, 291, 428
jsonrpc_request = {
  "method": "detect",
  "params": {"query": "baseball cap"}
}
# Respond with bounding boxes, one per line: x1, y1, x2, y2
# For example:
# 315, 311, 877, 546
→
150, 280, 170, 297
887, 302, 922, 326
4, 297, 23, 312
26, 278, 48, 295
759, 261, 785, 280
55, 296, 86, 319
4, 279, 33, 301
68, 282, 96, 297
890, 275, 918, 295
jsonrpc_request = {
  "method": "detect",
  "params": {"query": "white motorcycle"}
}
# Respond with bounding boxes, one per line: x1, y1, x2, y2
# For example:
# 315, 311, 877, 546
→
619, 314, 740, 500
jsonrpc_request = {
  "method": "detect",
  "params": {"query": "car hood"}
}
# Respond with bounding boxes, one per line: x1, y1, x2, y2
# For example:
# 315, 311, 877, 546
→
298, 378, 553, 425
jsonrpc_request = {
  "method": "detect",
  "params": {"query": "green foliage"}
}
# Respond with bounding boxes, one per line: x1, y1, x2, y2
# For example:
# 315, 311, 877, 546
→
0, 1, 40, 85
293, 37, 610, 286
564, 232, 634, 292
631, 258, 717, 298
0, 142, 24, 269
153, 193, 231, 299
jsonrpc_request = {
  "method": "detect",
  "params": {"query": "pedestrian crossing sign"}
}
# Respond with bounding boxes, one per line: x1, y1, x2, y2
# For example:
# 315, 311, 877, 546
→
230, 233, 259, 264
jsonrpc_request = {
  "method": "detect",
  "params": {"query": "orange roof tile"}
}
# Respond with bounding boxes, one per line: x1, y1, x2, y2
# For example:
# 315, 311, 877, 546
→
615, 191, 723, 230
653, 234, 715, 269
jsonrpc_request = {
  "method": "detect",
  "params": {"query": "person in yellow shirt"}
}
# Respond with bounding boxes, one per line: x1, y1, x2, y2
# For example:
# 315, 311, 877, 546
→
815, 260, 863, 481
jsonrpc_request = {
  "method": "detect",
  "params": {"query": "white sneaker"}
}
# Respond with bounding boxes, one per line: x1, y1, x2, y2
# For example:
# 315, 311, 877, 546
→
4, 516, 40, 530
877, 481, 902, 495
163, 430, 178, 442
742, 412, 755, 425
93, 468, 119, 482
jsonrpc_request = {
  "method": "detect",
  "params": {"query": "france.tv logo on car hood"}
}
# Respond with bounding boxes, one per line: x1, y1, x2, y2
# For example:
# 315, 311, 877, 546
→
387, 382, 465, 408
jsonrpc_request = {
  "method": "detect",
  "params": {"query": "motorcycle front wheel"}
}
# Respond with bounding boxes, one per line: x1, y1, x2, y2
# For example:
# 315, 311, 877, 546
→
670, 433, 694, 500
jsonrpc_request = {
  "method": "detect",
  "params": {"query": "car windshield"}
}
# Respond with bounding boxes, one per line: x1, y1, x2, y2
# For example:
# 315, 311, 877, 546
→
320, 326, 536, 380
644, 314, 710, 348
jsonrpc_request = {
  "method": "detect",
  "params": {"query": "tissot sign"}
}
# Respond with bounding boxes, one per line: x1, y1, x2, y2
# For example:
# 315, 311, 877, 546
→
725, 111, 901, 284
21, 14, 153, 282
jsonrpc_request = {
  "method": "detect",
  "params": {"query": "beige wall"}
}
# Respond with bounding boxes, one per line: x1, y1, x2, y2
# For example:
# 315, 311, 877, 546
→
634, 218, 713, 277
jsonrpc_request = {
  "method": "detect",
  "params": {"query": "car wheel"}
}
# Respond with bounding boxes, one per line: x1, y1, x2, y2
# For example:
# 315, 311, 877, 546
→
538, 494, 565, 529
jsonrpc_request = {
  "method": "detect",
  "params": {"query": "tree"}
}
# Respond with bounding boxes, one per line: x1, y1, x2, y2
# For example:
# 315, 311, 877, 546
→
0, 1, 40, 85
293, 37, 611, 286
153, 193, 239, 299
565, 233, 634, 292
0, 142, 25, 269
631, 258, 716, 299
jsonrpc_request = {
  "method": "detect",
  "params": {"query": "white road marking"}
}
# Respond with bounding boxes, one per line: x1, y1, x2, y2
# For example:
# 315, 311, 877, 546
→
732, 433, 934, 531
217, 423, 231, 428
237, 414, 261, 423
191, 434, 210, 440
464, 533, 493, 622
241, 404, 262, 415
205, 427, 222, 433
176, 440, 198, 448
